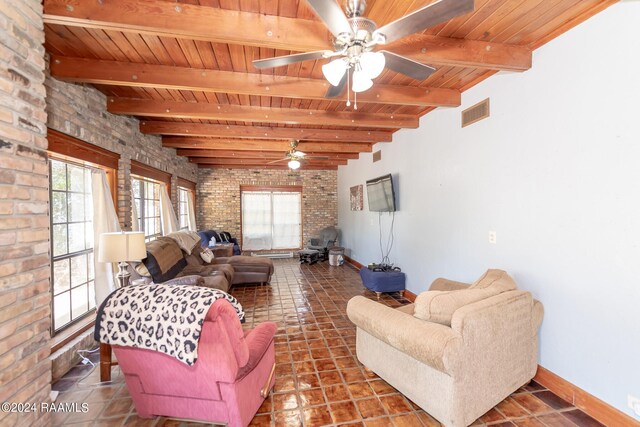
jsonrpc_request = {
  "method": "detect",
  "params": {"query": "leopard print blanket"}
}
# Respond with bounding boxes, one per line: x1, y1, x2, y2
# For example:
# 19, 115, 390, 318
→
94, 283, 244, 365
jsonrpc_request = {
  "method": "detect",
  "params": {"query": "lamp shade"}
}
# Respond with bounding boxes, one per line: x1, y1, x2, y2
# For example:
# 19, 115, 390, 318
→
99, 232, 146, 262
360, 51, 385, 79
288, 159, 301, 170
322, 59, 348, 86
352, 69, 373, 93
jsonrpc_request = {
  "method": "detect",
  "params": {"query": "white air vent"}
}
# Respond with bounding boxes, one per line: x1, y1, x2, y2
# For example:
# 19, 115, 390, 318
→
372, 150, 381, 162
462, 98, 490, 127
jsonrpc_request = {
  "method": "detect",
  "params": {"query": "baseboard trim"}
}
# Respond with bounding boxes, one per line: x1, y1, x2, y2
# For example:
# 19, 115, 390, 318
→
344, 255, 364, 270
534, 366, 639, 426
404, 289, 417, 302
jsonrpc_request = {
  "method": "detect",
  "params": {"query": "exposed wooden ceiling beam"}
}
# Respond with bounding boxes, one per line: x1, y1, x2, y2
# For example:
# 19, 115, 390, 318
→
385, 34, 531, 71
43, 0, 531, 71
163, 138, 372, 153
43, 0, 329, 52
142, 122, 390, 143
198, 164, 338, 171
50, 57, 460, 108
176, 149, 359, 160
191, 158, 348, 166
108, 98, 418, 129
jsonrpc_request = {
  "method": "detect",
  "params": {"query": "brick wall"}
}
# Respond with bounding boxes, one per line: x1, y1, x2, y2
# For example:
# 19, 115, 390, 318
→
0, 1, 52, 425
197, 168, 337, 248
45, 71, 198, 228
44, 73, 198, 376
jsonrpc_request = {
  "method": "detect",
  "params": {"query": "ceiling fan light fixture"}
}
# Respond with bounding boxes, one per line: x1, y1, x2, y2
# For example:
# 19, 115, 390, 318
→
288, 159, 301, 170
360, 51, 385, 79
322, 59, 348, 86
352, 69, 373, 93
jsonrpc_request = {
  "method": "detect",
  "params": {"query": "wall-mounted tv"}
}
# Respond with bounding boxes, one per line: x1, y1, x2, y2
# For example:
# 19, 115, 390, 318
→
366, 174, 396, 212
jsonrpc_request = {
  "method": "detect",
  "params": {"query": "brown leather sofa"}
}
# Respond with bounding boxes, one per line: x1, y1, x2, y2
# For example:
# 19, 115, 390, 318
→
186, 243, 274, 286
132, 235, 273, 290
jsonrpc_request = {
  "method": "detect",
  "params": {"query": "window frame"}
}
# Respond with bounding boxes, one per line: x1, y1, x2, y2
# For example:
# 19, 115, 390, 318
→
132, 176, 163, 242
177, 187, 191, 231
49, 158, 98, 334
47, 129, 119, 340
177, 178, 196, 231
130, 161, 171, 242
240, 185, 303, 251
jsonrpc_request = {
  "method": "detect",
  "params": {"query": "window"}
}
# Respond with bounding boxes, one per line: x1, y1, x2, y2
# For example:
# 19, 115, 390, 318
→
50, 159, 96, 333
132, 177, 162, 242
241, 188, 302, 250
178, 187, 191, 230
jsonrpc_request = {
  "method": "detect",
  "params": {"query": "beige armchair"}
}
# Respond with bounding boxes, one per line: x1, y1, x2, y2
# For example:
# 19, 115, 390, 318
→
347, 270, 543, 427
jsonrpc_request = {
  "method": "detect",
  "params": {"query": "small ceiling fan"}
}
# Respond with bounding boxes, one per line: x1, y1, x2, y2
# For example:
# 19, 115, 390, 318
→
268, 140, 329, 169
253, 0, 474, 100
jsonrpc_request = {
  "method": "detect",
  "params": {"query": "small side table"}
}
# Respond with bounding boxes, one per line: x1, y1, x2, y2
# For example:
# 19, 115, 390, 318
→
299, 249, 320, 264
359, 267, 406, 299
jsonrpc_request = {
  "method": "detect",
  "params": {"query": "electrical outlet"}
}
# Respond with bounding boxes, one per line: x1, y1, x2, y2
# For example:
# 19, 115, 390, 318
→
489, 231, 497, 244
629, 394, 640, 416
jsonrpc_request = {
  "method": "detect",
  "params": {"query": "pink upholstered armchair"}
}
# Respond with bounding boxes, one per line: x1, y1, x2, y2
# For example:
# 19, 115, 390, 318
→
112, 299, 277, 427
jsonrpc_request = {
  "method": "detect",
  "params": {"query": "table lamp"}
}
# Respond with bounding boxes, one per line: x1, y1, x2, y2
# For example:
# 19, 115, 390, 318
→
98, 231, 146, 288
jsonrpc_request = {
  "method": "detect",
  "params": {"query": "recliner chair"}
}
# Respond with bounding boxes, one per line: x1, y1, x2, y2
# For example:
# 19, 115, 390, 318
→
306, 226, 340, 260
113, 299, 277, 427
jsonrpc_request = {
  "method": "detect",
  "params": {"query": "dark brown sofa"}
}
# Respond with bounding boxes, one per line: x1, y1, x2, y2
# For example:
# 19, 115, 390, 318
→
186, 244, 274, 286
133, 235, 273, 291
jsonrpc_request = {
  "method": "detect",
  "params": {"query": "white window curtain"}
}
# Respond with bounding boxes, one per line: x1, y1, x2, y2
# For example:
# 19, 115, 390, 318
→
242, 192, 273, 250
242, 191, 301, 250
131, 191, 139, 232
187, 192, 197, 231
272, 193, 301, 249
92, 170, 121, 306
159, 185, 178, 235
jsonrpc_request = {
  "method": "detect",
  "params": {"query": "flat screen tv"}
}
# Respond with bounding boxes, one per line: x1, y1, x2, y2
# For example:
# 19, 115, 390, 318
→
366, 174, 396, 212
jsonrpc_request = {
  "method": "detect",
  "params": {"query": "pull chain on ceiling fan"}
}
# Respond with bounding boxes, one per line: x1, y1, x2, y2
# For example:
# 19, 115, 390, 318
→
253, 0, 474, 104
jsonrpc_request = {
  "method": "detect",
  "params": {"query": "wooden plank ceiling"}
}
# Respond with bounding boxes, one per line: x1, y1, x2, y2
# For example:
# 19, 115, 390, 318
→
43, 0, 616, 170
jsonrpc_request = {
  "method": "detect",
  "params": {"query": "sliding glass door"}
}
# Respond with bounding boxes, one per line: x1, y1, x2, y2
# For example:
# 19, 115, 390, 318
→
242, 190, 302, 250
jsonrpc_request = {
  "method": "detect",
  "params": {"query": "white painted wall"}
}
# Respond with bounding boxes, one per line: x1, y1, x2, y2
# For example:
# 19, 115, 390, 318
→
338, 2, 640, 418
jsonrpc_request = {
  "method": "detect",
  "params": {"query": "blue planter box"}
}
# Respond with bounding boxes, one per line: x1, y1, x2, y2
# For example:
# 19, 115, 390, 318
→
359, 267, 406, 296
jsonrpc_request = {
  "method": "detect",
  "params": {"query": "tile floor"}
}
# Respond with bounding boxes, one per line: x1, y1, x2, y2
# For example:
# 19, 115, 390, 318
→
52, 259, 604, 427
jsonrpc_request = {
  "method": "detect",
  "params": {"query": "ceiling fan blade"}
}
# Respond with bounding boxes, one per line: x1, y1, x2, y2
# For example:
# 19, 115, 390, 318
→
325, 72, 348, 98
253, 51, 328, 69
305, 0, 353, 39
381, 51, 436, 80
266, 157, 289, 164
373, 0, 474, 45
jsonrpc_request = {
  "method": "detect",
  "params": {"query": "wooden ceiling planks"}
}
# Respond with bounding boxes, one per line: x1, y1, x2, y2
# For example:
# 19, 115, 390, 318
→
43, 0, 616, 169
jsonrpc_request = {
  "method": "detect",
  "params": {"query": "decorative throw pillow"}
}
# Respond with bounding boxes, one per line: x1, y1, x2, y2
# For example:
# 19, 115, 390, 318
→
134, 262, 151, 277
469, 269, 517, 292
414, 269, 518, 326
414, 288, 499, 325
200, 248, 214, 263
142, 237, 187, 283
166, 230, 201, 255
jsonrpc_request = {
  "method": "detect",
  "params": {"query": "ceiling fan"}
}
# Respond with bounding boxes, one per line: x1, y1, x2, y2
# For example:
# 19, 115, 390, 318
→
253, 0, 474, 101
268, 140, 329, 169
